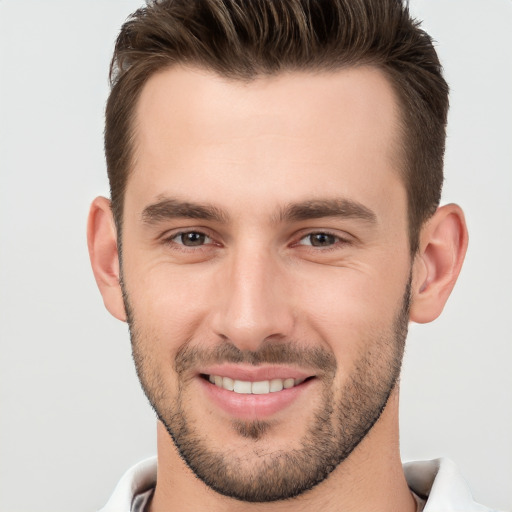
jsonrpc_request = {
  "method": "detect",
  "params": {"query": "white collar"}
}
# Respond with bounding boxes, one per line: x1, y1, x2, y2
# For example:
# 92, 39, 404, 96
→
403, 458, 495, 512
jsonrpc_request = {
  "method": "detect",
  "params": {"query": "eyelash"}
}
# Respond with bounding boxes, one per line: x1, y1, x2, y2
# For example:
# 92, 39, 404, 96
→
295, 231, 351, 251
162, 230, 216, 252
161, 229, 351, 253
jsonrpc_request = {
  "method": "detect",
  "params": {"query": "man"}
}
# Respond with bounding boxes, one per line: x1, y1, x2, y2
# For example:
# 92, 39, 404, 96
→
87, 0, 491, 510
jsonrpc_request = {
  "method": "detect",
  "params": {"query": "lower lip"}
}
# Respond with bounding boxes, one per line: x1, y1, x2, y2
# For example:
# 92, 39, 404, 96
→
199, 377, 315, 420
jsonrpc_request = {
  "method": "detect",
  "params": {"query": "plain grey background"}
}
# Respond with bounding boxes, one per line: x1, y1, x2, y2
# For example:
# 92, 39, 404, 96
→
0, 1, 511, 511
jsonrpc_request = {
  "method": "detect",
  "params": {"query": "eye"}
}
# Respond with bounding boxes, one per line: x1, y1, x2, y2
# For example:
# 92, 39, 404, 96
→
171, 231, 212, 247
299, 232, 340, 247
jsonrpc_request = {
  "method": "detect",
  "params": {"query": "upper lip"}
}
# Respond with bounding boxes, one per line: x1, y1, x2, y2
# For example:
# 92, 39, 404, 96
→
199, 364, 314, 381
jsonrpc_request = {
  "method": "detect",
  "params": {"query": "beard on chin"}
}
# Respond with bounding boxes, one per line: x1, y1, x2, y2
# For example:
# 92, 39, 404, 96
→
123, 276, 411, 503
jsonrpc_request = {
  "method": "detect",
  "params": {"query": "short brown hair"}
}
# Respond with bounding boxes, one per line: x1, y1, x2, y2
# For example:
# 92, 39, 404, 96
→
105, 0, 448, 253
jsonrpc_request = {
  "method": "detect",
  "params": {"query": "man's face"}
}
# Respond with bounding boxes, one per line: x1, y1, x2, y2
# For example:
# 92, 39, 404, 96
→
120, 66, 413, 501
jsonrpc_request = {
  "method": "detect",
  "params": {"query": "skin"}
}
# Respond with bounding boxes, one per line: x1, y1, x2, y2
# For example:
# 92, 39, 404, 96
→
88, 66, 468, 512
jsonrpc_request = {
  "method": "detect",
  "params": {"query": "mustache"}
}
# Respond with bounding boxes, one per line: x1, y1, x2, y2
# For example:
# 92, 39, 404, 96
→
175, 340, 337, 376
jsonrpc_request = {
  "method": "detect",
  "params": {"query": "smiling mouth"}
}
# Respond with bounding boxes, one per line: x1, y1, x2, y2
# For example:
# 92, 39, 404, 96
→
201, 374, 314, 395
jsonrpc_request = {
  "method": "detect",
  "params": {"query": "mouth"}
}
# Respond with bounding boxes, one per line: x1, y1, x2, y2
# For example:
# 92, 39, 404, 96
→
197, 366, 317, 420
201, 374, 313, 395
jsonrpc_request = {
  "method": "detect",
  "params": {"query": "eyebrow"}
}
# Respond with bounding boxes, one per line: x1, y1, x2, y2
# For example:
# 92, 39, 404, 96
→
141, 196, 377, 226
276, 198, 377, 224
142, 197, 229, 224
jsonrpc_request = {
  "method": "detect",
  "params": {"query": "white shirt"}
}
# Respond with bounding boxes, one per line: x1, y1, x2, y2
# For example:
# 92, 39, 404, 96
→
98, 456, 497, 512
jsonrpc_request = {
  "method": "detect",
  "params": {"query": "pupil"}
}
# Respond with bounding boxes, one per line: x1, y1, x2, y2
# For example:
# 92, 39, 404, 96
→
182, 232, 205, 246
311, 233, 335, 246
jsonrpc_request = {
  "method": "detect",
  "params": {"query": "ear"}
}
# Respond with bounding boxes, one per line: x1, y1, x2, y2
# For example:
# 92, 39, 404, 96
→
87, 196, 127, 322
410, 204, 468, 324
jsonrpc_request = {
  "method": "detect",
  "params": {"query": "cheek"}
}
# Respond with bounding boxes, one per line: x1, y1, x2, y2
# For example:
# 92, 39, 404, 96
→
293, 262, 409, 355
123, 258, 218, 348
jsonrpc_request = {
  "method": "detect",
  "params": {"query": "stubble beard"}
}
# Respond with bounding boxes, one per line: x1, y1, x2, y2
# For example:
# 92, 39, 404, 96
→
123, 278, 411, 503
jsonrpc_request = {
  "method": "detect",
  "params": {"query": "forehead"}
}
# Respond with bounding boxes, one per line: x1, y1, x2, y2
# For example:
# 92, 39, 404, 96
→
128, 65, 405, 223
134, 65, 401, 159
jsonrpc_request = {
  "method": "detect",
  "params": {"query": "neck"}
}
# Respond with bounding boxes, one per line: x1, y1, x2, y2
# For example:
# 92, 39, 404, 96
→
149, 389, 415, 512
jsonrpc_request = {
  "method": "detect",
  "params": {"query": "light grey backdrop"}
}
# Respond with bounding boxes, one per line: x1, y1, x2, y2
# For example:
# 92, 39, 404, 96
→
0, 1, 510, 511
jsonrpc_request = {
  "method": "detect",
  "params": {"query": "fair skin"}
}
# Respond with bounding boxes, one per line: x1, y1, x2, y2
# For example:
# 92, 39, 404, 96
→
88, 66, 467, 511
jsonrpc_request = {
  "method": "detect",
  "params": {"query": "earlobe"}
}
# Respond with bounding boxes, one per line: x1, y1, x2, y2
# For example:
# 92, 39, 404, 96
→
87, 196, 127, 322
410, 204, 468, 324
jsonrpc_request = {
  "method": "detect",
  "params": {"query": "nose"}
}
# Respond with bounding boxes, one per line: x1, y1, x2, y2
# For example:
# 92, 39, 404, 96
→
210, 246, 295, 352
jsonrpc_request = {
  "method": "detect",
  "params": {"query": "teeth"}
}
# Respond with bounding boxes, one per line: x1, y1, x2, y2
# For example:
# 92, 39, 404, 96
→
251, 381, 270, 394
269, 379, 283, 392
207, 375, 307, 394
283, 378, 295, 389
222, 376, 234, 391
233, 380, 252, 394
